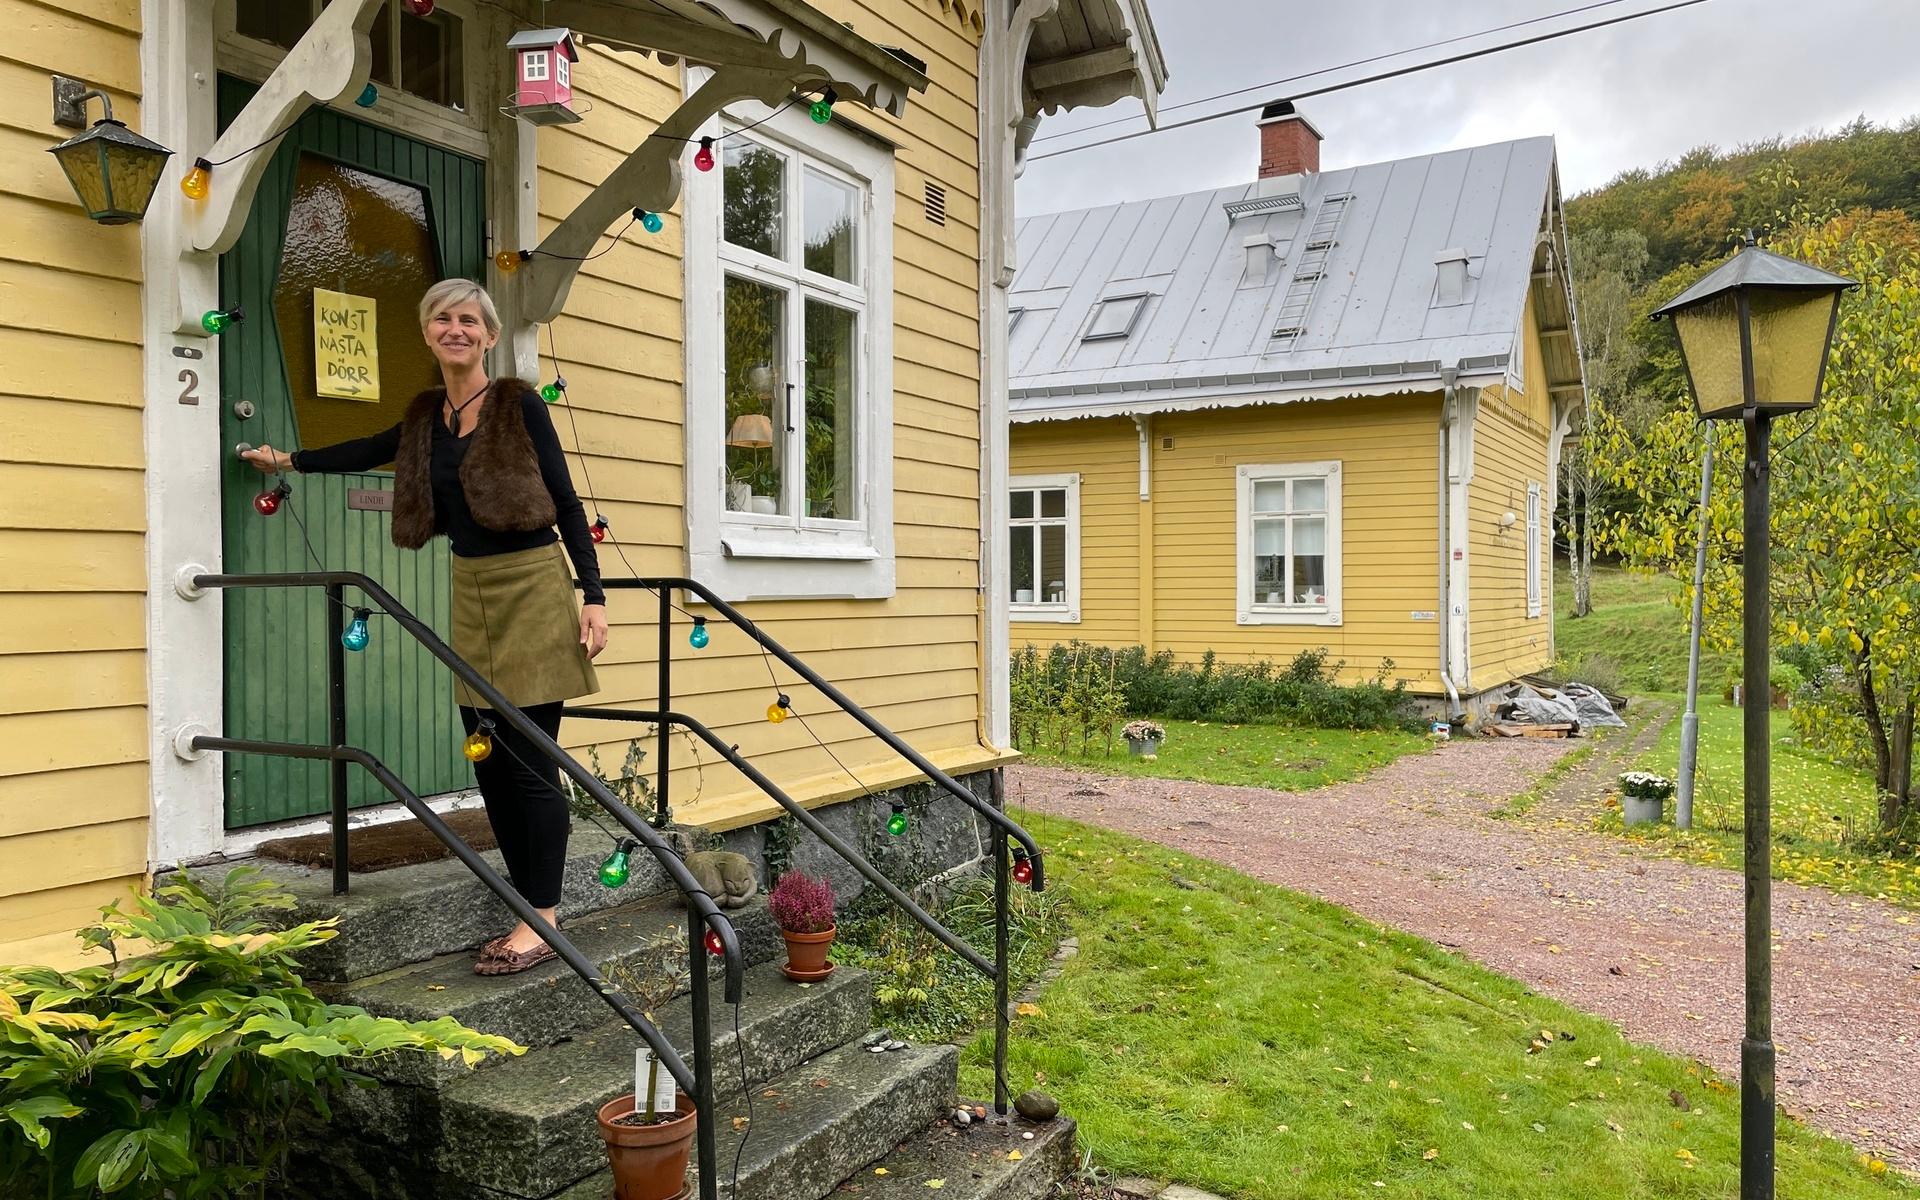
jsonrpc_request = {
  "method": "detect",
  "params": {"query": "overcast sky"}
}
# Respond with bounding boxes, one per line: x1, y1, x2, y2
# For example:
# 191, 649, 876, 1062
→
1016, 0, 1920, 214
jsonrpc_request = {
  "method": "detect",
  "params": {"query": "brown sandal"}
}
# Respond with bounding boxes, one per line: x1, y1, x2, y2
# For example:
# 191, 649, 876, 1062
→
474, 942, 557, 976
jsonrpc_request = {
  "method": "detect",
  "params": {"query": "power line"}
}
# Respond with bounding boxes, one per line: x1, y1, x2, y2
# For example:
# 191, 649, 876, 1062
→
1029, 0, 1648, 147
1026, 0, 1718, 164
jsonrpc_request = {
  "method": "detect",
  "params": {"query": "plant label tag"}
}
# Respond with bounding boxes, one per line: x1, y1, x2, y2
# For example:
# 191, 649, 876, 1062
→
636, 1048, 677, 1114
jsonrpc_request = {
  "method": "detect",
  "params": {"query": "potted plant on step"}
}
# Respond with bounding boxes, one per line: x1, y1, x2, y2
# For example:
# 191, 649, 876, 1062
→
1617, 771, 1674, 827
1123, 718, 1166, 759
597, 929, 698, 1200
769, 869, 837, 982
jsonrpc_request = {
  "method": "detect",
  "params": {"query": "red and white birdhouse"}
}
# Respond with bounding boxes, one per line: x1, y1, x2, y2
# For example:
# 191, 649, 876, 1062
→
506, 28, 581, 125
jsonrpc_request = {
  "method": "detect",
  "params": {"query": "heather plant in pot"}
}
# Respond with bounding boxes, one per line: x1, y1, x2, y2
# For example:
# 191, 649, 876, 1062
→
768, 869, 837, 982
596, 929, 697, 1200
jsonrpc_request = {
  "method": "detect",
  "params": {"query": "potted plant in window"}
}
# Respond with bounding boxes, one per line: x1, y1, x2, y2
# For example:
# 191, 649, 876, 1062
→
596, 929, 698, 1200
769, 869, 837, 982
1123, 719, 1165, 759
1617, 771, 1674, 827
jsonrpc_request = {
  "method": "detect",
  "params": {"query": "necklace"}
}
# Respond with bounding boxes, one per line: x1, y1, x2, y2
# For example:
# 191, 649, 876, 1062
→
444, 380, 489, 435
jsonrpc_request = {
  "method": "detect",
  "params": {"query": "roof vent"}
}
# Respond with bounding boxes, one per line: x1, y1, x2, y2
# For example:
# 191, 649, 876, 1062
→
1242, 236, 1275, 287
1433, 247, 1472, 306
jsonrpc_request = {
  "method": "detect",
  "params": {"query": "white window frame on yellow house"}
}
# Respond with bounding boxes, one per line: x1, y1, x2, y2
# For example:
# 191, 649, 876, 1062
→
1236, 460, 1343, 627
683, 94, 897, 601
1527, 480, 1543, 618
1008, 473, 1080, 623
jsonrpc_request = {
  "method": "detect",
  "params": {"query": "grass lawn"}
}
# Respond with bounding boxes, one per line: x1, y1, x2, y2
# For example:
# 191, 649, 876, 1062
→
1554, 564, 1735, 694
1618, 701, 1920, 908
1016, 719, 1431, 792
958, 813, 1912, 1199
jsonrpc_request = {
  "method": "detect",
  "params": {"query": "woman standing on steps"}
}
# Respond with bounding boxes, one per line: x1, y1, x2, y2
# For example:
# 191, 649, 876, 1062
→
242, 278, 607, 976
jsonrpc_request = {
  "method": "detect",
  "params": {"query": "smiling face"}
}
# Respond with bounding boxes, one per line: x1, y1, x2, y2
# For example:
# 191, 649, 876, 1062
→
422, 299, 497, 372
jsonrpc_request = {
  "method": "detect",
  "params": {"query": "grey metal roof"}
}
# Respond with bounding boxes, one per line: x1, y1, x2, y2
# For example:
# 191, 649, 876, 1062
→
1008, 135, 1576, 420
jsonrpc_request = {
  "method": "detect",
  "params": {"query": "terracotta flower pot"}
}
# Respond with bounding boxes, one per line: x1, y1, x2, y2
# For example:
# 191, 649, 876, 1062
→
779, 925, 836, 982
597, 1092, 697, 1200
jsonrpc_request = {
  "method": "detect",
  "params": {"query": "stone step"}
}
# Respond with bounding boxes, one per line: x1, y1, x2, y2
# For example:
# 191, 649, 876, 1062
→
553, 1037, 959, 1200
853, 1107, 1078, 1200
433, 964, 873, 1197
334, 895, 780, 1089
239, 840, 682, 983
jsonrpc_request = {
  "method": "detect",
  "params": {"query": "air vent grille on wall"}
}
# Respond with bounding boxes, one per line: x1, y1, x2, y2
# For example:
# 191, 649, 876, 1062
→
923, 181, 947, 226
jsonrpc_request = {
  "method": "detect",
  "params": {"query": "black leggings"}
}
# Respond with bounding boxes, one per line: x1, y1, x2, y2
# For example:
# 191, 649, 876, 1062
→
460, 702, 569, 909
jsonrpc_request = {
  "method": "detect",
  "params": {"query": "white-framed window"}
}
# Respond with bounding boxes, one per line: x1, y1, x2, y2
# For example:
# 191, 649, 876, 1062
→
522, 49, 550, 82
684, 90, 896, 600
557, 54, 570, 88
1236, 461, 1342, 626
1083, 293, 1148, 341
1526, 480, 1543, 618
1009, 475, 1080, 623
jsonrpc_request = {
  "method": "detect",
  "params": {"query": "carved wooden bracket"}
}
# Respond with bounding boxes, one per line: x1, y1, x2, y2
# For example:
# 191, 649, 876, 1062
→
185, 0, 382, 256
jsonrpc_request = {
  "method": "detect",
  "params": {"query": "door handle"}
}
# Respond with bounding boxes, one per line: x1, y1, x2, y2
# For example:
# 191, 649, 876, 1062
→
233, 399, 257, 420
784, 382, 796, 434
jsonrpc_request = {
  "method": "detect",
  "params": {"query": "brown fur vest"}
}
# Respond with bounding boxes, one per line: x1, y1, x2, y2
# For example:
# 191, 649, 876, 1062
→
390, 379, 556, 549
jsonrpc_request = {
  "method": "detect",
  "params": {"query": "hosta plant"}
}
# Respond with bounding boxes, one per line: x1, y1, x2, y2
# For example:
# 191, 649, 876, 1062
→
0, 868, 522, 1199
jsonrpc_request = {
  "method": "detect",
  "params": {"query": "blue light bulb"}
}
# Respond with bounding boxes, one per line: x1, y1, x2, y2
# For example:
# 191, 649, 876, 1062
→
689, 617, 709, 650
355, 83, 378, 108
640, 209, 664, 234
341, 610, 371, 652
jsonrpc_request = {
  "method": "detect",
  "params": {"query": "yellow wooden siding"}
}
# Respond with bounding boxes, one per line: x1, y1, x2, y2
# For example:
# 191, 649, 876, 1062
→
541, 6, 993, 825
1007, 417, 1140, 648
1467, 375, 1555, 687
0, 0, 151, 969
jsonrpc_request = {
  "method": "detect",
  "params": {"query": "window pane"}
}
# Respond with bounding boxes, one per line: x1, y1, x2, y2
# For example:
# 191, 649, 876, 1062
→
1254, 518, 1286, 557
1011, 527, 1035, 600
1010, 490, 1033, 519
1252, 480, 1287, 513
1292, 516, 1325, 556
400, 6, 464, 109
1254, 518, 1285, 602
1292, 477, 1326, 512
1040, 488, 1066, 518
237, 0, 313, 50
724, 139, 785, 258
1085, 295, 1144, 339
1040, 526, 1067, 604
804, 299, 857, 521
1292, 517, 1327, 603
803, 168, 857, 281
723, 275, 788, 516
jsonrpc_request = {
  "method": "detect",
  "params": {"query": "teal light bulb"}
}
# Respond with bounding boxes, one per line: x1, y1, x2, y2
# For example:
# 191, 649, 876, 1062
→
887, 806, 908, 837
640, 209, 664, 234
341, 611, 371, 652
599, 841, 634, 889
540, 382, 562, 404
689, 618, 709, 650
355, 83, 378, 107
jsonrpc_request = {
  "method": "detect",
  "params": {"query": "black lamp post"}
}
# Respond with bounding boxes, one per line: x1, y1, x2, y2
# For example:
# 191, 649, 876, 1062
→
48, 76, 172, 225
1651, 236, 1854, 1200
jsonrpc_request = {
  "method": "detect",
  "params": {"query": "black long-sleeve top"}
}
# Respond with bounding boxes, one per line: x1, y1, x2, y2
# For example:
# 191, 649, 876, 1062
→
291, 390, 605, 605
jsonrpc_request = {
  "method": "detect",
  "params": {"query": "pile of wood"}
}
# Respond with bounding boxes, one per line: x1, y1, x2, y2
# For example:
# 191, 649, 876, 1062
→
1487, 722, 1576, 739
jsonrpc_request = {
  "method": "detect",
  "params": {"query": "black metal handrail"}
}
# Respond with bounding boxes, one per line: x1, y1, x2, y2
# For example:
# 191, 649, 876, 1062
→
191, 570, 737, 1200
590, 576, 1048, 1113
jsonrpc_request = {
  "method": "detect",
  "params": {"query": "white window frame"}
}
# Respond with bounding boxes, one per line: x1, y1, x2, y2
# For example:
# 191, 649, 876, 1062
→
1236, 461, 1342, 626
522, 49, 550, 82
684, 88, 896, 601
1008, 474, 1081, 623
1527, 480, 1543, 618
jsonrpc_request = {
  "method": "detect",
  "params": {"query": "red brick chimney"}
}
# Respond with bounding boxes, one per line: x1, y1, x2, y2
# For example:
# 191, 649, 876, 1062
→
1258, 100, 1322, 178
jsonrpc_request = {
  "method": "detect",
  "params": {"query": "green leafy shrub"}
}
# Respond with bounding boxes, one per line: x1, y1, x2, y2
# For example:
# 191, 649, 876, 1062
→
0, 868, 521, 1198
1012, 642, 1418, 731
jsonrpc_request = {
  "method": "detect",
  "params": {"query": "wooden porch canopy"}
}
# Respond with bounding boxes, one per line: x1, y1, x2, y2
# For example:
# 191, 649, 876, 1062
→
179, 0, 929, 331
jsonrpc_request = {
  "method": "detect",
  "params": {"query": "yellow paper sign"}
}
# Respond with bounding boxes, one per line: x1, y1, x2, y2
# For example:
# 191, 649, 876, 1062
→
314, 288, 381, 401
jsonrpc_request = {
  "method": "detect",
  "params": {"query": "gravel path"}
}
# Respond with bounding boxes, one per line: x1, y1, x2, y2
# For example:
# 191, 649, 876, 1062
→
1008, 736, 1920, 1171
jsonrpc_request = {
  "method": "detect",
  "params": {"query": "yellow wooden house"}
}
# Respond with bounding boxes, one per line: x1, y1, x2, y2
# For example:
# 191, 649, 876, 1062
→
1, 0, 1165, 970
1006, 102, 1586, 718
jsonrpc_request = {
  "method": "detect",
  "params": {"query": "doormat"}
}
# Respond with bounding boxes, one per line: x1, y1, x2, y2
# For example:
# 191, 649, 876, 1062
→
254, 807, 497, 872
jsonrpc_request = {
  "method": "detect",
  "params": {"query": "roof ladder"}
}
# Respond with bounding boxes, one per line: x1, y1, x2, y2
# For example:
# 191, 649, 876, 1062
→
1269, 193, 1351, 346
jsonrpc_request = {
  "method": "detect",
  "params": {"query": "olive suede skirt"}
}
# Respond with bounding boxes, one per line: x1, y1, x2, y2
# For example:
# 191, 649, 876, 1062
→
450, 542, 598, 710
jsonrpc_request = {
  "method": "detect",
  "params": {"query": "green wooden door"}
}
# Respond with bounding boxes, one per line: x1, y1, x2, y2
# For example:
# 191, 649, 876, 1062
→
217, 77, 487, 828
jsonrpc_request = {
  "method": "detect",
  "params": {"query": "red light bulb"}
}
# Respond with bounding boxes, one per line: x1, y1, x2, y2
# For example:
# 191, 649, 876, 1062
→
693, 137, 715, 172
1011, 855, 1034, 886
591, 516, 609, 544
403, 0, 434, 14
253, 481, 290, 516
704, 927, 725, 957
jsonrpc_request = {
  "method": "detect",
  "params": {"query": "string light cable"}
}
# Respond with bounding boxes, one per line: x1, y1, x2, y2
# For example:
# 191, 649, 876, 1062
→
1025, 0, 1718, 163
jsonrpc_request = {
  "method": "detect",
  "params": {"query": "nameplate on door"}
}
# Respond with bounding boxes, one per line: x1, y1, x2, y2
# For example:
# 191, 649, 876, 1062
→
347, 489, 394, 512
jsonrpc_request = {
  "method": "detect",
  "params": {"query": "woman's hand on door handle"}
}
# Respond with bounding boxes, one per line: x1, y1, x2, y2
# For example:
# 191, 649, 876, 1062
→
240, 444, 295, 473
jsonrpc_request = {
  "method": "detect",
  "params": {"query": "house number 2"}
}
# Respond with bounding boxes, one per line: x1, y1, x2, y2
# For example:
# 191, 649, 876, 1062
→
178, 368, 201, 406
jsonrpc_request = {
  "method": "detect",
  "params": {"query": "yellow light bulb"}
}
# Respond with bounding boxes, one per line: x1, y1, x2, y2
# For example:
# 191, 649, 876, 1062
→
463, 731, 493, 762
181, 159, 211, 201
766, 702, 787, 724
494, 249, 521, 274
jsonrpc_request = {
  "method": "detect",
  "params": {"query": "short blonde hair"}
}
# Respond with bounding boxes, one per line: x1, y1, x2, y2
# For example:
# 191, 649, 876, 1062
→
418, 278, 501, 337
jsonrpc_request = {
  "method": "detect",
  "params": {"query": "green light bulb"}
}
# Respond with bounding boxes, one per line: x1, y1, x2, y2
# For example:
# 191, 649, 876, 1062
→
201, 307, 241, 335
599, 842, 633, 889
810, 98, 833, 124
887, 806, 908, 837
540, 382, 562, 403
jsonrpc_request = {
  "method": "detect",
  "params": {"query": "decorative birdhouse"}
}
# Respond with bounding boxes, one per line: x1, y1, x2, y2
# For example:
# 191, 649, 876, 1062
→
505, 28, 581, 126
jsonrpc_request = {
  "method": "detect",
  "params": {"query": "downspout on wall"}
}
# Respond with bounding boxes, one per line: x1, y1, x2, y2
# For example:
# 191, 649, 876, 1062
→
1437, 366, 1466, 723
